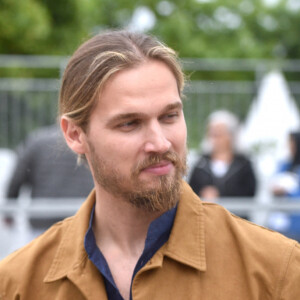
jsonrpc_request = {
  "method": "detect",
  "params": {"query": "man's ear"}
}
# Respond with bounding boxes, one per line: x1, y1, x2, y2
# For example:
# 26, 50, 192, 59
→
60, 116, 87, 155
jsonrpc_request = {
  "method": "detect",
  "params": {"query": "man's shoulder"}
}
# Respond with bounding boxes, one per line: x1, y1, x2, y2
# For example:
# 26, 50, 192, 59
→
0, 217, 73, 283
202, 201, 298, 256
176, 184, 300, 298
0, 192, 95, 298
182, 183, 295, 248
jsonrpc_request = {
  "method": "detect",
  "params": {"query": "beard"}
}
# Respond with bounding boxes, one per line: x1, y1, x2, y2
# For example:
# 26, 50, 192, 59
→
88, 142, 187, 213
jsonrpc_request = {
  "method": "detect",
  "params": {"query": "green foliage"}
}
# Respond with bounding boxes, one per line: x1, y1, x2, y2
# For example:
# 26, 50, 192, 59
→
0, 0, 50, 54
149, 0, 300, 60
36, 0, 94, 54
0, 0, 100, 54
1, 0, 300, 59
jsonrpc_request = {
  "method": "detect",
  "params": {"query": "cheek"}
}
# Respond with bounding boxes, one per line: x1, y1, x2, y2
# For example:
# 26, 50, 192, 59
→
171, 123, 187, 151
224, 135, 232, 145
108, 136, 142, 162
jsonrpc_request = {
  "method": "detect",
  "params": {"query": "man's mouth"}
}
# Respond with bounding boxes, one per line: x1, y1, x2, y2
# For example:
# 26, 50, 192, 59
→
141, 160, 174, 176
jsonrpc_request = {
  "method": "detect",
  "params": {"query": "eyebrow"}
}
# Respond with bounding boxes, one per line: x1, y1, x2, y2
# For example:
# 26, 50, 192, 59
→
163, 102, 183, 112
106, 101, 183, 127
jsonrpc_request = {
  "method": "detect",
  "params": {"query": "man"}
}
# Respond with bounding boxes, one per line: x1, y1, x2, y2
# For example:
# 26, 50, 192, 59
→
189, 110, 256, 200
0, 30, 299, 300
6, 124, 94, 231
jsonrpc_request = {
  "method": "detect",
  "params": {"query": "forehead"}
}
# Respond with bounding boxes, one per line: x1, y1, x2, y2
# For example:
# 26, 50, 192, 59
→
208, 122, 230, 133
93, 60, 181, 117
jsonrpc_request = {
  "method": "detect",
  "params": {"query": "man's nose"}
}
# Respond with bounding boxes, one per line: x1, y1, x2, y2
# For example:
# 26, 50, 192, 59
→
143, 122, 171, 154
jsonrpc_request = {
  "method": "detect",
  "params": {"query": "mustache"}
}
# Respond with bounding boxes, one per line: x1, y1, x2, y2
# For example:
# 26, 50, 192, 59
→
133, 151, 180, 175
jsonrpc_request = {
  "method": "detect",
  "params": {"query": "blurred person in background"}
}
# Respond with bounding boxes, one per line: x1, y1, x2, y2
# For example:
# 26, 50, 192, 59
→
6, 124, 94, 232
189, 110, 256, 202
269, 131, 300, 241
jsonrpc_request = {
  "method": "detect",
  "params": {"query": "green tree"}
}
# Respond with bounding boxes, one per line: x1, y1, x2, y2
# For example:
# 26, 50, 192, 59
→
36, 0, 97, 54
0, 0, 100, 54
148, 0, 300, 59
1, 0, 300, 60
0, 0, 50, 54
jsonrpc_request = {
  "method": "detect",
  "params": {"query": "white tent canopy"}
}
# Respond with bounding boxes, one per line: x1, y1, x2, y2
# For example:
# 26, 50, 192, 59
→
240, 71, 300, 179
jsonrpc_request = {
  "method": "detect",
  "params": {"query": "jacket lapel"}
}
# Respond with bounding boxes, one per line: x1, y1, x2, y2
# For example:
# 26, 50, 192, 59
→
163, 181, 207, 271
44, 190, 108, 299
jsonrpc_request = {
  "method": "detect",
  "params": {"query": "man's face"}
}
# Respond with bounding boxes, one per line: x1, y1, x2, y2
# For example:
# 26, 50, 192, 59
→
207, 122, 233, 153
84, 59, 187, 212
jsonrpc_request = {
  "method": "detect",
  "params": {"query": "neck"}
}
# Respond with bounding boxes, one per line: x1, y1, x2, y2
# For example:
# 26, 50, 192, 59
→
92, 185, 162, 256
212, 149, 233, 162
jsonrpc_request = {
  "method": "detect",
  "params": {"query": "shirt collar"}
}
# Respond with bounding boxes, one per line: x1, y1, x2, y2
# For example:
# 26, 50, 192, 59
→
84, 202, 177, 289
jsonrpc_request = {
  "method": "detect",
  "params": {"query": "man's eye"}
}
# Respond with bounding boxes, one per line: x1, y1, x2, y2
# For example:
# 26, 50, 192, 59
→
117, 120, 139, 131
162, 112, 179, 122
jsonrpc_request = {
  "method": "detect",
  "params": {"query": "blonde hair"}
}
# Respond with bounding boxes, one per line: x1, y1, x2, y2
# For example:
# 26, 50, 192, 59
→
59, 30, 185, 132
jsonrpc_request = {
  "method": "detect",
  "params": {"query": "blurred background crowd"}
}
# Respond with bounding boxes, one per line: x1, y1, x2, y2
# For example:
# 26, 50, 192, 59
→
1, 0, 300, 258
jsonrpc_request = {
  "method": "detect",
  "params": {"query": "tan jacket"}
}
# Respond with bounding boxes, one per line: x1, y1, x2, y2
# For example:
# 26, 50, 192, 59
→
1, 182, 300, 300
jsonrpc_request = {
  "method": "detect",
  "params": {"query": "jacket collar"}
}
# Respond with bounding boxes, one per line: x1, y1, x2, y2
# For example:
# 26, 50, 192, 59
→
44, 181, 207, 284
44, 190, 97, 282
158, 181, 207, 271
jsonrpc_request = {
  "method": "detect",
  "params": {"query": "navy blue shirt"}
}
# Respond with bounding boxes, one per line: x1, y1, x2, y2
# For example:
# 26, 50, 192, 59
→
84, 205, 177, 300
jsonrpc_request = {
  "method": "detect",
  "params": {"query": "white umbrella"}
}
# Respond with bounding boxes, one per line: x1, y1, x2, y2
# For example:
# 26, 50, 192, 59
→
241, 71, 300, 178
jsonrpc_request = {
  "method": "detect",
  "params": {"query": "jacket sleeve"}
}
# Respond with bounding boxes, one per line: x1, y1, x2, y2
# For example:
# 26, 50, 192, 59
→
276, 242, 300, 299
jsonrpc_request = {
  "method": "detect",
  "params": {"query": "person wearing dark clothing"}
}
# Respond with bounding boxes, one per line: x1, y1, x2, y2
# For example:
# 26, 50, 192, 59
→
189, 153, 256, 197
272, 132, 300, 197
6, 124, 94, 230
189, 110, 256, 200
269, 131, 300, 240
289, 132, 300, 172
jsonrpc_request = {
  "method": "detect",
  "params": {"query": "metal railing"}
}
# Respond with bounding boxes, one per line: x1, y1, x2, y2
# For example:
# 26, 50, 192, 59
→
0, 198, 83, 217
1, 197, 300, 219
1, 55, 300, 149
0, 197, 299, 260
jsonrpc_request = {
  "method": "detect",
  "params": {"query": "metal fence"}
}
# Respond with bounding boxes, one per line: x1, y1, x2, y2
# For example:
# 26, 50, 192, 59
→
1, 197, 300, 260
0, 198, 300, 259
2, 197, 300, 218
2, 55, 300, 149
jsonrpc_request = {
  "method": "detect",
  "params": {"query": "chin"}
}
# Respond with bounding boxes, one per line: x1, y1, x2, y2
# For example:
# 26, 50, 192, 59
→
138, 177, 161, 189
140, 174, 174, 189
